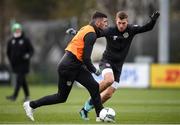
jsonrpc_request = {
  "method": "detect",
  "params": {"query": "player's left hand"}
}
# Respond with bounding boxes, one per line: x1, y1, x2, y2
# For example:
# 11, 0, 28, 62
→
66, 28, 77, 35
150, 11, 160, 21
95, 69, 101, 76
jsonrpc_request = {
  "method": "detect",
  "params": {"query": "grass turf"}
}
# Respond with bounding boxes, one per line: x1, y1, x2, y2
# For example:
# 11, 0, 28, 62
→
0, 85, 180, 124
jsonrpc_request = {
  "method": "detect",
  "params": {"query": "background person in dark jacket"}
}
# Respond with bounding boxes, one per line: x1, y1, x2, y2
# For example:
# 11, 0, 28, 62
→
6, 23, 34, 102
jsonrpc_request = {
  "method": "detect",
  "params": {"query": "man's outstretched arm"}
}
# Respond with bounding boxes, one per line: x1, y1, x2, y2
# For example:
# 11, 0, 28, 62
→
132, 11, 160, 34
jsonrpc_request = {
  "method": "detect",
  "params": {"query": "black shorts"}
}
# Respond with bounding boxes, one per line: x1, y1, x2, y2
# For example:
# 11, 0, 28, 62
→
99, 59, 123, 82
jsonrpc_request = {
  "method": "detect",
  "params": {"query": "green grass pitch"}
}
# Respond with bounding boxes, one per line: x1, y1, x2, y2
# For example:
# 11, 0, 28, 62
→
0, 85, 180, 124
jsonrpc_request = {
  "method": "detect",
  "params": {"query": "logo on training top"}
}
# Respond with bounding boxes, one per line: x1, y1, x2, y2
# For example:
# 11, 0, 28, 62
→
12, 40, 16, 44
123, 32, 129, 38
133, 25, 139, 27
113, 36, 118, 40
67, 81, 72, 86
19, 40, 24, 45
106, 63, 110, 67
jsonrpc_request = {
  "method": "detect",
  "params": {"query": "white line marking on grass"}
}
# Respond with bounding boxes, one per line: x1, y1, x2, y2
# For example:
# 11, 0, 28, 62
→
1, 124, 178, 125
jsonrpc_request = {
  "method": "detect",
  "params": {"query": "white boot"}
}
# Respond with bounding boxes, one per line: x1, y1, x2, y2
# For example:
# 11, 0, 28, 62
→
23, 101, 35, 121
96, 117, 101, 122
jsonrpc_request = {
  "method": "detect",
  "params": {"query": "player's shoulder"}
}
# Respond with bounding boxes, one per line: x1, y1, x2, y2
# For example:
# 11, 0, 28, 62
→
21, 34, 31, 42
8, 37, 13, 41
105, 26, 118, 35
79, 25, 96, 37
85, 32, 97, 41
81, 25, 95, 32
108, 26, 117, 31
7, 36, 14, 43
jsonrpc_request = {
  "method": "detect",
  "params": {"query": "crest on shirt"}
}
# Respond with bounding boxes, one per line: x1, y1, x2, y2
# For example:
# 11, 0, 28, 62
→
19, 40, 24, 45
123, 32, 129, 38
11, 40, 16, 44
133, 24, 139, 27
113, 36, 118, 40
106, 63, 110, 67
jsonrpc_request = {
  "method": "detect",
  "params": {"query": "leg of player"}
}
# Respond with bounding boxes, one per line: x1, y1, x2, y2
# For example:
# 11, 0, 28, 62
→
99, 71, 114, 92
96, 83, 117, 122
95, 86, 116, 122
100, 86, 116, 103
6, 74, 21, 101
76, 67, 103, 121
21, 74, 30, 102
23, 74, 73, 121
80, 69, 114, 120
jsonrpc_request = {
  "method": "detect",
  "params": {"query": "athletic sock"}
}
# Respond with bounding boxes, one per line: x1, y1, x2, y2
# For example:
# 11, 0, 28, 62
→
84, 99, 94, 112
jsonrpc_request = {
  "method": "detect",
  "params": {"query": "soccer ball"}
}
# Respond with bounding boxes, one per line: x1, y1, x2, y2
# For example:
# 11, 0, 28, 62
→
99, 107, 116, 122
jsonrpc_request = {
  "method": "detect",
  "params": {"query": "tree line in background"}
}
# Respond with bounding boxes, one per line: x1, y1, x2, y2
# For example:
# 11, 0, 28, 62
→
1, 0, 180, 64
0, 0, 180, 84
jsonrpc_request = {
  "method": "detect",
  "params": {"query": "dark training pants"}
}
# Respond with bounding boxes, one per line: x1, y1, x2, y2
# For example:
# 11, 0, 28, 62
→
13, 73, 29, 98
30, 66, 103, 116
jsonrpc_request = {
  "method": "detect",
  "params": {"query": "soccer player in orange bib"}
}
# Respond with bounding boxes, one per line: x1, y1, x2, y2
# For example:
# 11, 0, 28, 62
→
23, 11, 108, 121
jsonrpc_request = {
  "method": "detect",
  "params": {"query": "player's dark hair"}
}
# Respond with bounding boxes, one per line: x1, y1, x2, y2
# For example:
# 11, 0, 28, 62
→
116, 11, 128, 20
92, 11, 107, 19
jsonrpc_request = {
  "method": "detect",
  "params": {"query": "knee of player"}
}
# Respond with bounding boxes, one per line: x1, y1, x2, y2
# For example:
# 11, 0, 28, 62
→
105, 77, 114, 85
104, 91, 113, 99
57, 93, 68, 103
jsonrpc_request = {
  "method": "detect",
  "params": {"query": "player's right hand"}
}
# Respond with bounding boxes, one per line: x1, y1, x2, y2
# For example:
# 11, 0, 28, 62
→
66, 28, 77, 35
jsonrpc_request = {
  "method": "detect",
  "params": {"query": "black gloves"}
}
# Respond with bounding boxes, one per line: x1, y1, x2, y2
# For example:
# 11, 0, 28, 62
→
66, 28, 77, 35
150, 11, 160, 21
95, 69, 101, 76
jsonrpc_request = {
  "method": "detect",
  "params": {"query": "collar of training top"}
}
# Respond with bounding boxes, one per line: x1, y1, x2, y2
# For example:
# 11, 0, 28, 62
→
89, 22, 103, 38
